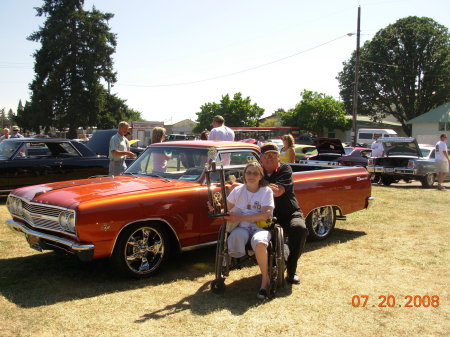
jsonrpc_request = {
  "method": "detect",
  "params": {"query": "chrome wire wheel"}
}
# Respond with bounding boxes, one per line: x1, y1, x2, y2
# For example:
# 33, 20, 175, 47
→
307, 206, 336, 240
122, 225, 166, 277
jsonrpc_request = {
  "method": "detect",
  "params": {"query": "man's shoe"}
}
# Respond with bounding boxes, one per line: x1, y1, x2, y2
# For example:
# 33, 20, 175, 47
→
286, 273, 300, 284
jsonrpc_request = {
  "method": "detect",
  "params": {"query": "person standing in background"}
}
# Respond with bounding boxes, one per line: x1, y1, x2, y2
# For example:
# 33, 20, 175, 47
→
371, 135, 384, 184
0, 128, 10, 141
279, 134, 295, 163
435, 134, 449, 191
10, 126, 24, 138
208, 115, 235, 141
151, 127, 170, 173
200, 130, 209, 140
109, 121, 136, 176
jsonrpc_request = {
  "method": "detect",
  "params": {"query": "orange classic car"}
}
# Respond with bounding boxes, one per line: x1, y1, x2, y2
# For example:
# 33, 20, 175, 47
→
6, 141, 373, 278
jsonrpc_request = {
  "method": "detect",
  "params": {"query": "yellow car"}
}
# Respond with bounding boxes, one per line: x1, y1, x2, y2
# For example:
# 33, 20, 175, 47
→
295, 144, 317, 162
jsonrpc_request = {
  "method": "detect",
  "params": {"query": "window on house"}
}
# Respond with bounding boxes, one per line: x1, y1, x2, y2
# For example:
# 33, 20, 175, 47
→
438, 122, 450, 131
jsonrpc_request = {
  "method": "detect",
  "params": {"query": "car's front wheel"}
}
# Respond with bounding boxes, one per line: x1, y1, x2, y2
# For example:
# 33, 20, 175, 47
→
111, 223, 169, 278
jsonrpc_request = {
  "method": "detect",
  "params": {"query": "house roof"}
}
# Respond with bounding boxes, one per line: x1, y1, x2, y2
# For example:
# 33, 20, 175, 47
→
406, 102, 450, 124
345, 115, 401, 127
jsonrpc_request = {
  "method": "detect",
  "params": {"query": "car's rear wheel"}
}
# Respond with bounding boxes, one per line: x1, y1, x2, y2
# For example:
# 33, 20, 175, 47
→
111, 223, 169, 278
306, 206, 336, 240
420, 173, 435, 188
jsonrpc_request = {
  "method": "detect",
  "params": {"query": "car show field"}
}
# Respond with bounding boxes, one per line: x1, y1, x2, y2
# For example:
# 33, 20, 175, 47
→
0, 182, 448, 337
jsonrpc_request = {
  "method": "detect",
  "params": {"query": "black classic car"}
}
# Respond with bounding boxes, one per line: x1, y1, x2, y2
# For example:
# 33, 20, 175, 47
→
367, 137, 448, 188
0, 138, 112, 193
86, 129, 145, 156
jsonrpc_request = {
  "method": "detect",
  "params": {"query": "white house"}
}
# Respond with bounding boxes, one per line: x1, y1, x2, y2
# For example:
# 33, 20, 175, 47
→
406, 102, 450, 144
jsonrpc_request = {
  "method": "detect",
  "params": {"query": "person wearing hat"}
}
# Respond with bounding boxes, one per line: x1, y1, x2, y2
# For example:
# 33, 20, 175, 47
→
0, 128, 10, 141
249, 142, 306, 284
10, 126, 24, 138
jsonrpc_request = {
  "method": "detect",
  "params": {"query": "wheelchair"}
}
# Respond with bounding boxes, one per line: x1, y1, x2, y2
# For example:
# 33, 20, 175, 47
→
210, 218, 287, 298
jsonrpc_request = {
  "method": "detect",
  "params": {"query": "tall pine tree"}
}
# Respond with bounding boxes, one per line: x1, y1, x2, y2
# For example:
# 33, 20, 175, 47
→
28, 0, 117, 138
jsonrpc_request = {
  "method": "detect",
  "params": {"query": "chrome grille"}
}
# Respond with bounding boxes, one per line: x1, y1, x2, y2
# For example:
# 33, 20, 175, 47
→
8, 196, 75, 235
22, 203, 61, 218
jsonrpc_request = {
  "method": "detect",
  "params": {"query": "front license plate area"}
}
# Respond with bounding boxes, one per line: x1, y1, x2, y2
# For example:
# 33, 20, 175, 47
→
26, 234, 43, 252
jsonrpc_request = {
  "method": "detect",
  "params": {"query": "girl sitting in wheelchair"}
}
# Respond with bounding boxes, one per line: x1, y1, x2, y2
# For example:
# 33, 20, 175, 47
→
223, 161, 274, 299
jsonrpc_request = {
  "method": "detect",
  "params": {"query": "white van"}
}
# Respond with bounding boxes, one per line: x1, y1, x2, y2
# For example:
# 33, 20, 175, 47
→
357, 128, 398, 146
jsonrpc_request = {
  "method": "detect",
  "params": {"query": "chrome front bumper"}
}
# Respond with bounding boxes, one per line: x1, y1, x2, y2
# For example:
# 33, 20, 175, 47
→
6, 219, 94, 261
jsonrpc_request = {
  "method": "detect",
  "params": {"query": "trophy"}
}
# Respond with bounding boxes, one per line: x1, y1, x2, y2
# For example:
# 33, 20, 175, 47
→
205, 148, 228, 217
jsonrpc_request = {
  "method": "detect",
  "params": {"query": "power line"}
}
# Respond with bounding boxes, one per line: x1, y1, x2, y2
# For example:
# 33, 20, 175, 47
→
117, 34, 350, 88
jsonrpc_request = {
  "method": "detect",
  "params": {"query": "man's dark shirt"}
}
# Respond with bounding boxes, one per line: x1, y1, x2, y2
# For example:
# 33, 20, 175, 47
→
264, 163, 301, 224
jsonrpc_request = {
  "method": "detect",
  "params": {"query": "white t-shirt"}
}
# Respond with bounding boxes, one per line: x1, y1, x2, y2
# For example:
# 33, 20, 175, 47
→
227, 184, 274, 228
208, 125, 235, 141
371, 141, 384, 157
435, 140, 448, 161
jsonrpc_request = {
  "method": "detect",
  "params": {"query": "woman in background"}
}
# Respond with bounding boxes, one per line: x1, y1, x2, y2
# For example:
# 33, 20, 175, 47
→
151, 127, 170, 173
280, 134, 295, 163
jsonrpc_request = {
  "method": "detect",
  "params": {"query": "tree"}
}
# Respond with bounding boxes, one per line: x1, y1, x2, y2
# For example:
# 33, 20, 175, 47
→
27, 0, 118, 138
278, 90, 350, 136
193, 93, 265, 133
97, 93, 144, 129
337, 16, 450, 136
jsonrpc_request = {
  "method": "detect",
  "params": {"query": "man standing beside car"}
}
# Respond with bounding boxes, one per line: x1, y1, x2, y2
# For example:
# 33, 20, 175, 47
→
109, 121, 136, 176
371, 134, 384, 184
435, 134, 449, 191
259, 142, 309, 284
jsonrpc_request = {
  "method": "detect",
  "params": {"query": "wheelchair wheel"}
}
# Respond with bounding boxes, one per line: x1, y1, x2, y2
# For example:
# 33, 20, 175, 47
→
211, 223, 228, 293
274, 225, 286, 288
268, 225, 285, 296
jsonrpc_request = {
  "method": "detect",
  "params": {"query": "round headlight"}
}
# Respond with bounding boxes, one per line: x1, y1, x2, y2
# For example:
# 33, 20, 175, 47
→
6, 197, 14, 213
67, 213, 76, 233
16, 199, 23, 216
59, 212, 69, 230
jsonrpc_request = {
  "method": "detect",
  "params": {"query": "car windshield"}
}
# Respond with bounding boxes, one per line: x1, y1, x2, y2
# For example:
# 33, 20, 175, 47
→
125, 146, 209, 181
420, 148, 431, 158
344, 147, 353, 155
0, 141, 21, 159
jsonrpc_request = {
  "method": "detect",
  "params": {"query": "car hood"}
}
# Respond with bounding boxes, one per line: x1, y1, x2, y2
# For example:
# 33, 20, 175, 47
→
314, 138, 345, 155
12, 176, 197, 209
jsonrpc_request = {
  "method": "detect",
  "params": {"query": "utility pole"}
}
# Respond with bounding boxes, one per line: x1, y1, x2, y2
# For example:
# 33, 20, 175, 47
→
351, 6, 361, 147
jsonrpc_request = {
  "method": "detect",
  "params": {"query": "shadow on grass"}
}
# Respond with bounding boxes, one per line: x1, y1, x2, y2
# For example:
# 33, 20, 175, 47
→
0, 246, 217, 308
135, 276, 294, 321
0, 228, 365, 309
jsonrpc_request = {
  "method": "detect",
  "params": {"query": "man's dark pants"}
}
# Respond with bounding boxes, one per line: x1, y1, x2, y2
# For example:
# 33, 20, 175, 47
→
280, 211, 308, 277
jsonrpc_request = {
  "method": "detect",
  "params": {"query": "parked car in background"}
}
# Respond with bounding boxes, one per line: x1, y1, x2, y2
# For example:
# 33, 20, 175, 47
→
367, 137, 447, 187
303, 138, 346, 164
337, 147, 372, 167
357, 128, 398, 146
166, 134, 192, 141
86, 129, 145, 157
294, 144, 317, 162
268, 139, 283, 150
240, 138, 257, 144
0, 138, 111, 194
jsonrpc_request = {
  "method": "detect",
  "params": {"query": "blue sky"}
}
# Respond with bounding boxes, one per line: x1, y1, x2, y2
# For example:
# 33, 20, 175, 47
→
0, 0, 449, 124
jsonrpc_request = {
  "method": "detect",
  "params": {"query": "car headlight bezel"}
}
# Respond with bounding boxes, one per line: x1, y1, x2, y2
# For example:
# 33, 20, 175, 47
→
58, 211, 76, 234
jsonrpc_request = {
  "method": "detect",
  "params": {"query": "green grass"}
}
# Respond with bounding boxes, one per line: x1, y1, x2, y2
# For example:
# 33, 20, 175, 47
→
0, 183, 449, 337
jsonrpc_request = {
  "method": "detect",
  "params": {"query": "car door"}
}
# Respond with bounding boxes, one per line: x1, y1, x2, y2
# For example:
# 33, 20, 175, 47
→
4, 142, 64, 190
49, 141, 109, 180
